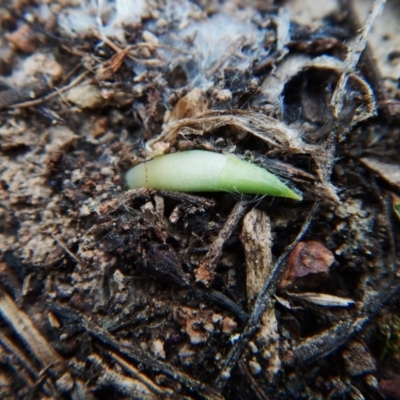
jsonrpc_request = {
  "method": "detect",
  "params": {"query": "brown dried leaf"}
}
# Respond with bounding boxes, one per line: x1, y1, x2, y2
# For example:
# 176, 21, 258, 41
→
146, 244, 189, 287
166, 88, 209, 124
65, 84, 105, 109
6, 25, 37, 53
95, 46, 133, 82
360, 157, 400, 191
280, 241, 335, 288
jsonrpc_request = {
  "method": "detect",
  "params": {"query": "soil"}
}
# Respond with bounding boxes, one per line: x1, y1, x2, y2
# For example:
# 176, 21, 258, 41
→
0, 0, 400, 399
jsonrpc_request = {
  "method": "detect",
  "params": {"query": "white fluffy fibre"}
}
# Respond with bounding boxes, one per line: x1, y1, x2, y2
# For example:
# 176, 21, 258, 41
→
57, 0, 269, 86
162, 1, 269, 87
184, 14, 260, 81
114, 0, 145, 24
58, 4, 98, 37
58, 0, 146, 40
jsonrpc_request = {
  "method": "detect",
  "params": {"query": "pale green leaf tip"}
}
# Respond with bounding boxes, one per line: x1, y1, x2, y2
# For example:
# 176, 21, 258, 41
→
288, 190, 303, 201
126, 150, 303, 201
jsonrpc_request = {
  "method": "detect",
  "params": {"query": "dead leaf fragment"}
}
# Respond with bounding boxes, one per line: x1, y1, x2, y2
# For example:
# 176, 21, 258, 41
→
55, 372, 74, 393
12, 53, 64, 87
167, 88, 209, 124
91, 116, 108, 138
95, 46, 133, 81
6, 25, 37, 53
146, 244, 189, 286
212, 89, 232, 102
342, 341, 377, 376
361, 157, 400, 191
46, 126, 78, 152
65, 84, 133, 109
65, 84, 105, 109
286, 292, 355, 307
280, 241, 335, 288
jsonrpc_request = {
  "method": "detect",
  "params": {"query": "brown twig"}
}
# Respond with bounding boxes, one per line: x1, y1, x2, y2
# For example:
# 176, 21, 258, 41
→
9, 70, 90, 109
0, 287, 63, 372
0, 80, 49, 110
214, 201, 319, 390
107, 350, 174, 396
295, 269, 400, 364
92, 30, 163, 66
50, 234, 87, 268
195, 201, 249, 286
331, 0, 386, 120
188, 288, 249, 324
238, 360, 270, 400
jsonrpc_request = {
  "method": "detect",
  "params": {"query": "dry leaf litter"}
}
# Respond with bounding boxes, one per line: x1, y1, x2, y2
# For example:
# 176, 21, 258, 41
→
0, 0, 399, 399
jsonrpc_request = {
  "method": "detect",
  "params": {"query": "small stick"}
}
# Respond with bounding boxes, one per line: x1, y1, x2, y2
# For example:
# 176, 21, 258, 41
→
51, 234, 87, 268
158, 190, 216, 208
108, 350, 174, 396
214, 202, 319, 390
49, 302, 224, 400
238, 360, 270, 400
195, 201, 249, 286
331, 0, 386, 119
9, 71, 90, 109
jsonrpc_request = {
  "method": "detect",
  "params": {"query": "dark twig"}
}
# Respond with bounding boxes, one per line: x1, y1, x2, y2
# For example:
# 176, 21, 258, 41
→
0, 80, 49, 110
195, 201, 249, 286
295, 271, 400, 364
238, 360, 270, 400
48, 303, 224, 400
50, 234, 87, 268
158, 190, 216, 208
189, 288, 249, 324
340, 0, 393, 121
0, 337, 37, 389
214, 202, 320, 390
331, 0, 386, 120
295, 315, 368, 364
